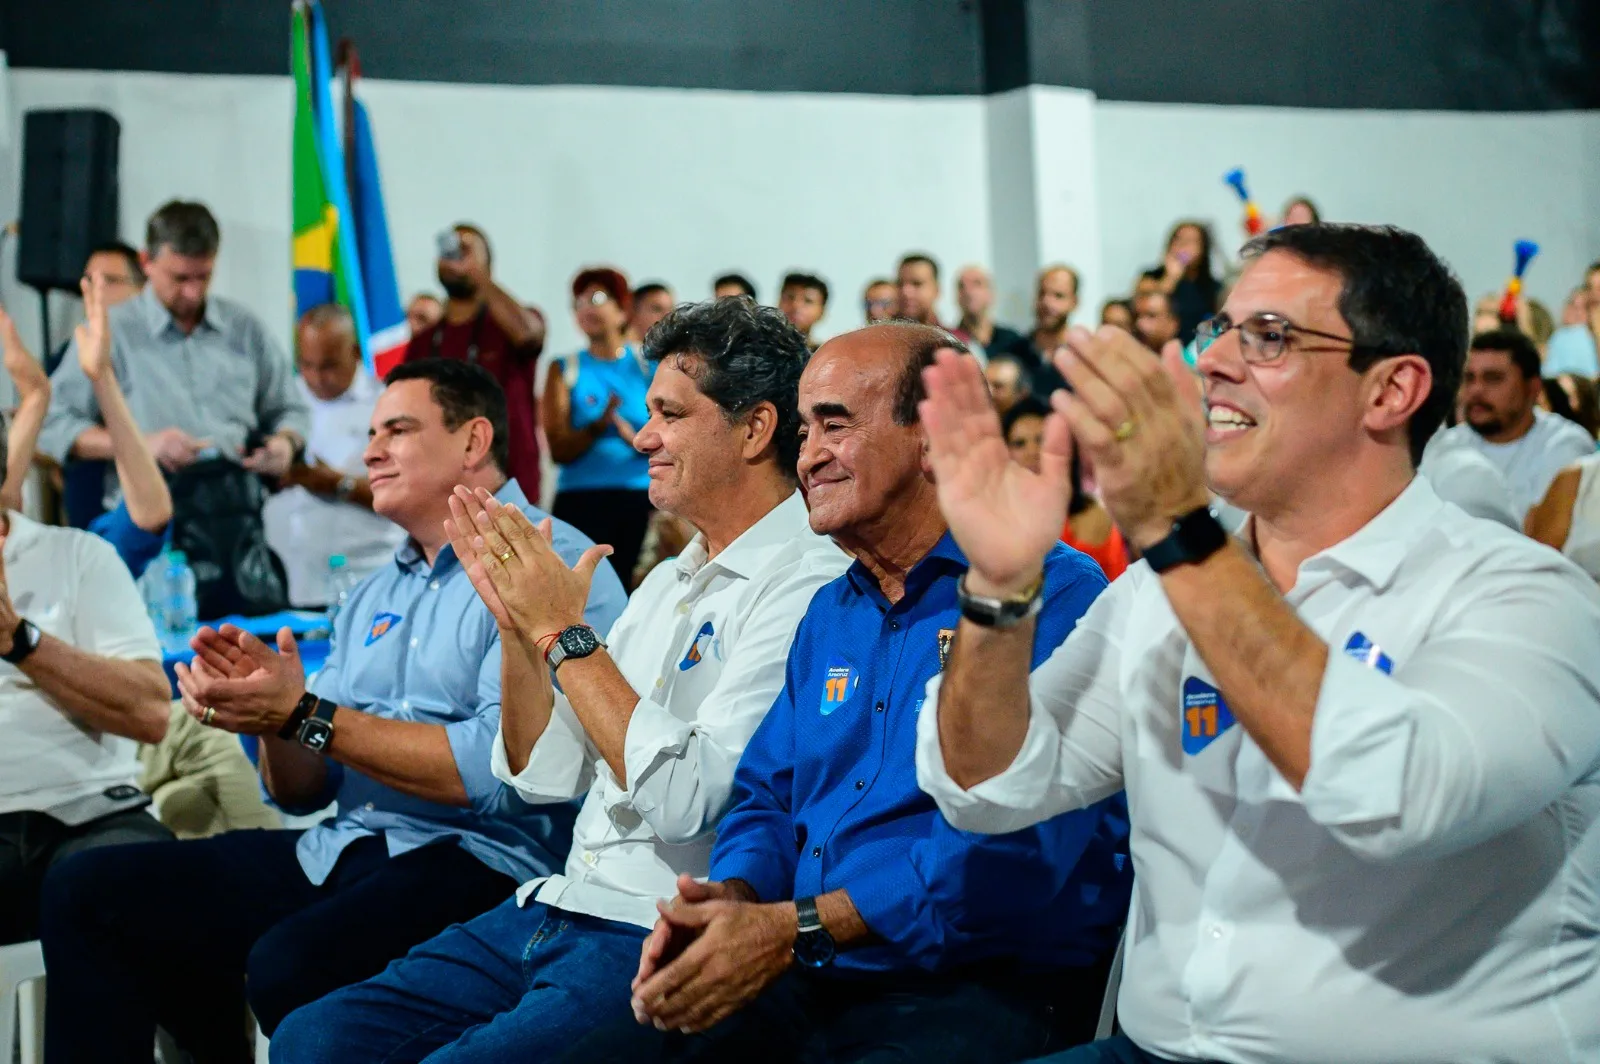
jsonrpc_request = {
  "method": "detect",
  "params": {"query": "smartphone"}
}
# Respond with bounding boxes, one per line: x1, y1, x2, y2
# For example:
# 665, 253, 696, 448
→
436, 230, 463, 261
45, 784, 151, 828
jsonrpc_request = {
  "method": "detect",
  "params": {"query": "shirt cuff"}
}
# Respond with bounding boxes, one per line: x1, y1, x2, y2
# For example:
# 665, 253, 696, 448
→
1300, 653, 1416, 826
614, 695, 693, 818
708, 850, 792, 906
489, 700, 590, 804
914, 673, 1068, 836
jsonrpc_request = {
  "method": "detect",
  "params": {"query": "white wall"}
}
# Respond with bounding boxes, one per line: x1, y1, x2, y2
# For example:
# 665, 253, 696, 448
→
1094, 100, 1600, 313
0, 67, 1595, 377
0, 70, 991, 359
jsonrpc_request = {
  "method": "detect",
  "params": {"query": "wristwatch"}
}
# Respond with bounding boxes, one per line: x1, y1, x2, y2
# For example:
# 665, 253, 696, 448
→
279, 690, 320, 740
1, 618, 40, 665
546, 624, 605, 671
296, 696, 339, 752
956, 572, 1044, 629
792, 896, 836, 969
1142, 506, 1229, 574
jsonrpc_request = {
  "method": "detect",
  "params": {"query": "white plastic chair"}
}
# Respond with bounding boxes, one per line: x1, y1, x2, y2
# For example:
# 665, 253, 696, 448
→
0, 940, 46, 1064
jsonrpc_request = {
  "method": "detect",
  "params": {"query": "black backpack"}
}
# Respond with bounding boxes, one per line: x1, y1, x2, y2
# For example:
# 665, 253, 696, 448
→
167, 457, 290, 619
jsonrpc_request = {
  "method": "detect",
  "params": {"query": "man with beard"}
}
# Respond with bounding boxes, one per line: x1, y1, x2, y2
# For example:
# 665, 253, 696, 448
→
402, 223, 547, 500
1430, 329, 1593, 519
1000, 264, 1080, 395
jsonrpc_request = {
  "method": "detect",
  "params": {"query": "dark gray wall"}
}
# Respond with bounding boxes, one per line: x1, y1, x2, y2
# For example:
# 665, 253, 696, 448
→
5, 0, 1597, 109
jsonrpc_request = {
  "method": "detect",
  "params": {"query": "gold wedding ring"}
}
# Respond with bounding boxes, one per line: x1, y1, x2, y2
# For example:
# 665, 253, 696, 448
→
498, 549, 515, 562
1114, 419, 1137, 442
201, 706, 216, 726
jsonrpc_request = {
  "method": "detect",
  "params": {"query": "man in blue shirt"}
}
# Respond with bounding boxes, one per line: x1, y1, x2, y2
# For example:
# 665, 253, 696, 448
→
38, 359, 627, 1062
579, 324, 1130, 1063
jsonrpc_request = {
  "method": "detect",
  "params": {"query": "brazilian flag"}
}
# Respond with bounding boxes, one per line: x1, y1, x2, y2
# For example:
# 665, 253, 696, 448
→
291, 3, 342, 317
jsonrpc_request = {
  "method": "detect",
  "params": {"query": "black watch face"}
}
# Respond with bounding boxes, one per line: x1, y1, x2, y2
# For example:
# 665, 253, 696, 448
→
560, 626, 600, 658
794, 928, 836, 969
300, 718, 334, 752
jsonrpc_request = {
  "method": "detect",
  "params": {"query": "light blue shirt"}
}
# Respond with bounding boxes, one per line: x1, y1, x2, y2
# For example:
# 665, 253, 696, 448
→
559, 346, 654, 493
1542, 324, 1600, 379
295, 479, 628, 886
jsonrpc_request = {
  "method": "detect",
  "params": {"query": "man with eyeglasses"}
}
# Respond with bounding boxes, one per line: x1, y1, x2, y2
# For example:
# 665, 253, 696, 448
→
401, 222, 547, 501
915, 222, 1600, 1063
862, 279, 897, 324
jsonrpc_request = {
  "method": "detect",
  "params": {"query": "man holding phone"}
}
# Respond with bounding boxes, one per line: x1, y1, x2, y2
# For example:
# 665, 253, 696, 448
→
402, 223, 547, 501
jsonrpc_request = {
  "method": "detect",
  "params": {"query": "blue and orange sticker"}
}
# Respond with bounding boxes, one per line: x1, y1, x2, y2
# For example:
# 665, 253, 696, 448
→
819, 660, 860, 716
679, 621, 715, 671
365, 611, 403, 646
1180, 676, 1235, 755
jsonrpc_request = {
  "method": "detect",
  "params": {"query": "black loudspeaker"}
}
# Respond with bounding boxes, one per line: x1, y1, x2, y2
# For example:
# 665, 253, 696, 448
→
17, 109, 121, 293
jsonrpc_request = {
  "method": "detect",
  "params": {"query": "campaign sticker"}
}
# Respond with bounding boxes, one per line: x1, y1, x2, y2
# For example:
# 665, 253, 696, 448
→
819, 661, 860, 716
1343, 631, 1394, 675
365, 612, 403, 646
1181, 676, 1236, 755
679, 621, 715, 671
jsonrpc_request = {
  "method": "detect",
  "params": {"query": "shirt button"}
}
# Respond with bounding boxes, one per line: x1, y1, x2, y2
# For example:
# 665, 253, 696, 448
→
401, 700, 410, 711
811, 846, 821, 857
676, 603, 689, 615
854, 780, 864, 790
1209, 923, 1226, 940
428, 580, 440, 590
363, 802, 375, 811
654, 677, 664, 689
409, 637, 419, 648
888, 619, 900, 631
582, 850, 597, 866
875, 702, 884, 713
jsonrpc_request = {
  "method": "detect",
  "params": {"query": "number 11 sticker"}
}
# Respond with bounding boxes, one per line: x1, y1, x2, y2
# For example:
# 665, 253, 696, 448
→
1180, 676, 1236, 755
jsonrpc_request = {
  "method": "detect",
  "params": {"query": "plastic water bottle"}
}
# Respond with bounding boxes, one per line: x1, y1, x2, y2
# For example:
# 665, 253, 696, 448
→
143, 548, 198, 655
325, 554, 361, 630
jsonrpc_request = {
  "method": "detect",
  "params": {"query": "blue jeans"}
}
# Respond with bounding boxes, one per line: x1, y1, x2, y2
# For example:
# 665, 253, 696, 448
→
270, 897, 647, 1063
1024, 1035, 1180, 1063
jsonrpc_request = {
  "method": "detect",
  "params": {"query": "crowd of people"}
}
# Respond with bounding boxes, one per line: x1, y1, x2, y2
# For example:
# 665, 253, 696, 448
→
2, 190, 1600, 1064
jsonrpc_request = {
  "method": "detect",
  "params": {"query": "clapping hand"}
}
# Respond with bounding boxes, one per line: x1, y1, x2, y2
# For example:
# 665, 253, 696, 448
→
443, 486, 612, 639
0, 304, 47, 404
174, 625, 306, 735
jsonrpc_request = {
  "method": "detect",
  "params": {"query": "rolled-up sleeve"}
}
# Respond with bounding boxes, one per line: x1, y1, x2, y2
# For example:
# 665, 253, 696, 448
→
490, 690, 596, 804
617, 561, 835, 845
917, 575, 1134, 836
38, 341, 102, 463
249, 322, 311, 441
444, 634, 517, 812
1302, 563, 1600, 861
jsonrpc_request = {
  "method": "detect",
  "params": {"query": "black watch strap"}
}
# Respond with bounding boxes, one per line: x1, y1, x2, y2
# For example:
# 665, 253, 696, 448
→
795, 895, 823, 932
279, 691, 320, 739
2, 619, 39, 665
1142, 506, 1228, 574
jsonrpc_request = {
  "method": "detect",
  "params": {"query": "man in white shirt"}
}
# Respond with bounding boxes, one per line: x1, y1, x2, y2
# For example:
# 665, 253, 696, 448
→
0, 411, 173, 944
1430, 328, 1594, 519
914, 223, 1600, 1064
264, 304, 403, 606
271, 297, 848, 1062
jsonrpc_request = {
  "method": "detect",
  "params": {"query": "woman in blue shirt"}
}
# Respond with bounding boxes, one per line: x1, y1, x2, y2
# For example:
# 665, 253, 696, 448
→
542, 266, 656, 587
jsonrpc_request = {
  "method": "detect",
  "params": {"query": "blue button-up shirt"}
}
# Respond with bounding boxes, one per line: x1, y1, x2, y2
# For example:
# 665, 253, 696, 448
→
711, 533, 1131, 973
296, 479, 628, 886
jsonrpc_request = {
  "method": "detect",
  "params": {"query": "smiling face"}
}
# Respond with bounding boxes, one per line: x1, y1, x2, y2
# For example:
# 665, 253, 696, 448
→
364, 379, 492, 535
1196, 250, 1372, 512
632, 355, 748, 521
796, 333, 927, 538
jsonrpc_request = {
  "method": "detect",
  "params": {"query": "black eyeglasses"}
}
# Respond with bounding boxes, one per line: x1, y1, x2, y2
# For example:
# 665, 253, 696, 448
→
1195, 311, 1363, 365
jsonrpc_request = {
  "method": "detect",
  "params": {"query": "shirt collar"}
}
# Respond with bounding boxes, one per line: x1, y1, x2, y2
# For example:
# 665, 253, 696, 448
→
395, 478, 531, 575
681, 491, 812, 581
1263, 475, 1443, 593
843, 528, 964, 605
141, 283, 221, 336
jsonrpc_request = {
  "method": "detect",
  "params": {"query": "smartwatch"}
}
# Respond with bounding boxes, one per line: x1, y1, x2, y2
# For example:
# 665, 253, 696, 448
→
279, 690, 320, 740
546, 624, 605, 671
296, 697, 339, 752
792, 896, 836, 969
956, 573, 1044, 629
1142, 506, 1229, 574
1, 618, 41, 665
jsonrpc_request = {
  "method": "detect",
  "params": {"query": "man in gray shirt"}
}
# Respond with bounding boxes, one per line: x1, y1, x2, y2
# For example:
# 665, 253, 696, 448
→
39, 200, 309, 486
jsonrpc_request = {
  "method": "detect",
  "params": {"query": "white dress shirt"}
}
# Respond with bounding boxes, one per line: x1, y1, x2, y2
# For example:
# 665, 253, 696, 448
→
491, 491, 850, 928
1418, 440, 1519, 530
263, 372, 403, 606
1433, 410, 1595, 520
916, 478, 1600, 1064
0, 512, 161, 814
